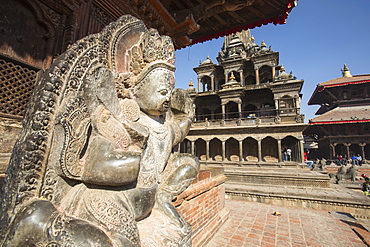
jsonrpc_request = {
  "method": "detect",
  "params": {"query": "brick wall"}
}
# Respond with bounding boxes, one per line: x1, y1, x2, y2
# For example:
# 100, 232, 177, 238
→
174, 168, 229, 247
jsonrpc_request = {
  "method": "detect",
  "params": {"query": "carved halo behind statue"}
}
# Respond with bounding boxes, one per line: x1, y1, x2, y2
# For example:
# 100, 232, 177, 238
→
0, 15, 199, 247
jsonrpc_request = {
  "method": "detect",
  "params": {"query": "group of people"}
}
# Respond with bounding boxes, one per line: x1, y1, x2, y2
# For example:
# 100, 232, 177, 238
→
334, 154, 363, 166
351, 154, 363, 166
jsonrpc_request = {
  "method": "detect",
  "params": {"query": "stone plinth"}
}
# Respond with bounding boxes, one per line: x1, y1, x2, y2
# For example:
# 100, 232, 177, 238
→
226, 183, 370, 220
174, 168, 229, 247
225, 168, 331, 188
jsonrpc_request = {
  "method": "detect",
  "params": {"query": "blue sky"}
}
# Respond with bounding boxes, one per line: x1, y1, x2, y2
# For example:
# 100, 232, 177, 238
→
174, 0, 370, 122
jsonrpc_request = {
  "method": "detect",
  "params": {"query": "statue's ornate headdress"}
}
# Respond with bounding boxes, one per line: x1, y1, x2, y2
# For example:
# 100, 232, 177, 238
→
115, 29, 175, 90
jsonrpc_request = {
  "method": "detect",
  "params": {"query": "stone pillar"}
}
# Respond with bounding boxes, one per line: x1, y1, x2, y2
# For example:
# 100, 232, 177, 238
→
275, 99, 279, 116
191, 141, 195, 155
239, 140, 243, 162
295, 97, 300, 114
255, 69, 260, 85
221, 104, 226, 120
238, 103, 242, 118
225, 73, 228, 84
198, 77, 201, 92
330, 143, 337, 159
299, 140, 304, 163
359, 143, 366, 161
344, 143, 351, 159
206, 140, 210, 161
277, 139, 282, 162
239, 70, 244, 86
211, 75, 215, 91
222, 141, 226, 161
258, 140, 262, 162
272, 66, 276, 82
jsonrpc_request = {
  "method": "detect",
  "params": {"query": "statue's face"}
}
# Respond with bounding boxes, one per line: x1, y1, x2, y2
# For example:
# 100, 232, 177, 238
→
134, 68, 174, 116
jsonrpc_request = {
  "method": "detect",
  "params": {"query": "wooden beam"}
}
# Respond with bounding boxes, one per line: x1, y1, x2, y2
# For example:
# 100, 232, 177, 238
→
170, 0, 186, 10
245, 6, 266, 19
265, 0, 285, 11
214, 14, 227, 26
227, 11, 244, 23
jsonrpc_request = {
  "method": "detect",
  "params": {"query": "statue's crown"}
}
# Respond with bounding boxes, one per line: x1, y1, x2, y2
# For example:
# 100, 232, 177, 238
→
124, 29, 175, 86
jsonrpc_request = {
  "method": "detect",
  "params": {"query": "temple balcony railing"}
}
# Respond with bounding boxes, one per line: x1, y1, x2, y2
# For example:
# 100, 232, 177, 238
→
192, 108, 303, 128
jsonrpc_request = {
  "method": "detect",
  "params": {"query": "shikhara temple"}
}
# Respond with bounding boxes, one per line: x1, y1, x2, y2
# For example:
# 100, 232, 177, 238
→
181, 29, 306, 165
305, 64, 370, 161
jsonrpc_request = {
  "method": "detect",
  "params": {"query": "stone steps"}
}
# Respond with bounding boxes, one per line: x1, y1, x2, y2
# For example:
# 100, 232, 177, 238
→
224, 169, 331, 188
202, 163, 370, 219
225, 182, 370, 220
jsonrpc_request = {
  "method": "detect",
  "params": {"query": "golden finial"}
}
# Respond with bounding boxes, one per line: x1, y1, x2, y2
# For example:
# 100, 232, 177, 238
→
189, 79, 194, 87
229, 72, 236, 81
261, 40, 266, 47
280, 65, 285, 72
251, 36, 255, 42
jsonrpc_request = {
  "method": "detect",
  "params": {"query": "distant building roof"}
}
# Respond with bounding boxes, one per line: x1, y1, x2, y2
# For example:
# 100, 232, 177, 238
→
308, 64, 370, 106
309, 105, 370, 125
317, 74, 370, 89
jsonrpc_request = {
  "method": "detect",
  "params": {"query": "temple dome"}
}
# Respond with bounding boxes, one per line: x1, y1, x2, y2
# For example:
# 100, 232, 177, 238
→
201, 56, 213, 65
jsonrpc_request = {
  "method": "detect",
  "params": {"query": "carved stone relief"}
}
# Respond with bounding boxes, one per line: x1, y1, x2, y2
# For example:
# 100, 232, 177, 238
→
0, 15, 199, 247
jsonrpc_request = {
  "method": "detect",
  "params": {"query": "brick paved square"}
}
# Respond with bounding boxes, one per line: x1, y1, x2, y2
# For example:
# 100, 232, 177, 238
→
204, 200, 367, 247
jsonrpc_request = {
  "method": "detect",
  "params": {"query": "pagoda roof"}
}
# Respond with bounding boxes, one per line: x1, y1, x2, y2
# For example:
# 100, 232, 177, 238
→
143, 0, 297, 48
309, 105, 370, 125
317, 74, 370, 88
308, 74, 370, 105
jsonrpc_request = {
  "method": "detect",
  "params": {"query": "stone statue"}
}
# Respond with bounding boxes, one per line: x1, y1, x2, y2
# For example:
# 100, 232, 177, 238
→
0, 15, 199, 246
312, 158, 327, 171
330, 164, 358, 183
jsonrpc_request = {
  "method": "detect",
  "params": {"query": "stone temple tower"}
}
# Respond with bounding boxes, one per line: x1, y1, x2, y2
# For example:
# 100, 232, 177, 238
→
179, 30, 328, 205
183, 29, 306, 165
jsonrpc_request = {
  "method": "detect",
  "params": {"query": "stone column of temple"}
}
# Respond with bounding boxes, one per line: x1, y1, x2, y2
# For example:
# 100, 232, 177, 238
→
258, 140, 262, 162
274, 99, 279, 116
191, 141, 195, 155
359, 143, 366, 162
210, 75, 214, 91
239, 70, 244, 86
299, 140, 304, 163
295, 97, 300, 114
330, 143, 337, 159
198, 77, 201, 92
255, 69, 260, 85
222, 141, 226, 161
272, 66, 276, 82
239, 140, 243, 162
277, 139, 282, 162
206, 140, 210, 161
221, 104, 226, 119
225, 73, 228, 84
344, 143, 351, 159
238, 103, 242, 118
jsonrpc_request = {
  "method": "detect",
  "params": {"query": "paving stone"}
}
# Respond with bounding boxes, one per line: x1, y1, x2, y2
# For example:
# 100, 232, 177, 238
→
204, 200, 368, 247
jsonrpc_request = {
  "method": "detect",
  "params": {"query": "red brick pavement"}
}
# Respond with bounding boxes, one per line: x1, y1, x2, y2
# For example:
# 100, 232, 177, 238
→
205, 200, 367, 247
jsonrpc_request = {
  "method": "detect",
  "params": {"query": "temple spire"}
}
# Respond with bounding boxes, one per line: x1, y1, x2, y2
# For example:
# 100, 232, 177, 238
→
341, 64, 352, 77
189, 79, 194, 87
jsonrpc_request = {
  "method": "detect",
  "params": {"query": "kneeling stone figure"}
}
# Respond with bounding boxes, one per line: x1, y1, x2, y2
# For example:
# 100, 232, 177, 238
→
0, 15, 199, 247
